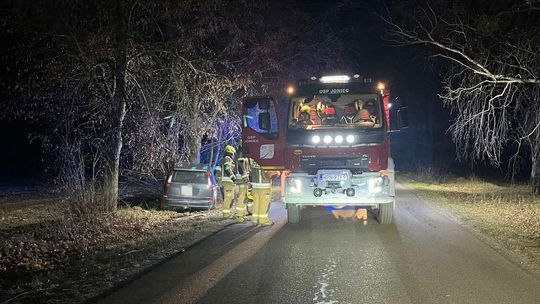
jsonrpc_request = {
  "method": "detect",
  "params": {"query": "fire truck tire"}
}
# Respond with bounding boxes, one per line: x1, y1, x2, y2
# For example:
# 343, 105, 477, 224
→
377, 202, 393, 224
287, 203, 300, 224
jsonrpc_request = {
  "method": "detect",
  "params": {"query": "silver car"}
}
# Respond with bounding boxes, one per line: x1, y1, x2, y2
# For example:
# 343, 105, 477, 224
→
161, 165, 217, 210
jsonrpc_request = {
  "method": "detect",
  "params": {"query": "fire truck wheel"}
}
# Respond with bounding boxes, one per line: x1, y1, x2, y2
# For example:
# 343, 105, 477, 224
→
287, 203, 300, 224
377, 202, 394, 224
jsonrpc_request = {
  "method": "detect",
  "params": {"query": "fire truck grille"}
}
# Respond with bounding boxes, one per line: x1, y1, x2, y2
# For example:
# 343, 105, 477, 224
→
300, 155, 370, 174
325, 160, 347, 167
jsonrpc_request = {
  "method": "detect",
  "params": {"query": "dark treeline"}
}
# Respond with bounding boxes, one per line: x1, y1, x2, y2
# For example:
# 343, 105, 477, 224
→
0, 0, 346, 210
383, 0, 540, 192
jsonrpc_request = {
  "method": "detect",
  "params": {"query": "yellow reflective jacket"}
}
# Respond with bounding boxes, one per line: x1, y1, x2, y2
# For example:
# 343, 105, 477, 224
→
220, 155, 236, 180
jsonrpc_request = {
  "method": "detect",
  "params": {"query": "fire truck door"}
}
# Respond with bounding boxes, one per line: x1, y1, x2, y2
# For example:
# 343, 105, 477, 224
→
241, 96, 285, 169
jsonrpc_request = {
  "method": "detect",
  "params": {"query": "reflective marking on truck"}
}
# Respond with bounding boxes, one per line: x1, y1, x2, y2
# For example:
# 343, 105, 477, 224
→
318, 88, 350, 94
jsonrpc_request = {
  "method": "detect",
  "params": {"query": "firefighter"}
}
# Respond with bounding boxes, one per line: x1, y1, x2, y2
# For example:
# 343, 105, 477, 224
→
354, 99, 375, 127
213, 165, 223, 204
297, 104, 312, 127
340, 103, 357, 124
220, 145, 237, 218
246, 158, 263, 215
250, 165, 274, 226
235, 149, 250, 222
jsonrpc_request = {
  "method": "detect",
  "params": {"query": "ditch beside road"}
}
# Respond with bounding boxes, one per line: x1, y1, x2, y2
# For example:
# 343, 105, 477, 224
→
0, 184, 234, 304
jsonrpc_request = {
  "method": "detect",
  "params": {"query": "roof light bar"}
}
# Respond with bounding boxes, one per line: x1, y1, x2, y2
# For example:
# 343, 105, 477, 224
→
320, 75, 350, 83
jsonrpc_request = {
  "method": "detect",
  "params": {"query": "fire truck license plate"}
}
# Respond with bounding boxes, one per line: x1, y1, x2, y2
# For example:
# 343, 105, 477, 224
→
320, 173, 348, 182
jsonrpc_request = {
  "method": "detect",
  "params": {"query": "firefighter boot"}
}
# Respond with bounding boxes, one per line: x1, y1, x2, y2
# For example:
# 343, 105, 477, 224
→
253, 183, 273, 225
221, 180, 235, 218
235, 183, 247, 222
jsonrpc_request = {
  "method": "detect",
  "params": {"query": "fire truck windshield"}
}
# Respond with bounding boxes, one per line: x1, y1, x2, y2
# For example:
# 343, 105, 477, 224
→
288, 94, 383, 130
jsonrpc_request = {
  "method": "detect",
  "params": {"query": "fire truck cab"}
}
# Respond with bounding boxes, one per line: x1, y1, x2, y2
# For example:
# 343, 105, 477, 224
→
241, 75, 407, 224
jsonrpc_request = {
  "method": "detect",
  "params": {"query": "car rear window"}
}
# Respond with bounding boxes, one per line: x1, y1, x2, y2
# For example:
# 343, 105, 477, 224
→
172, 170, 208, 184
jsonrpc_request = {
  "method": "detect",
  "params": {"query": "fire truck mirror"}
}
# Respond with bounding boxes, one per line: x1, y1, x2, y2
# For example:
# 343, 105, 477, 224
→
259, 112, 271, 131
398, 107, 409, 129
258, 99, 271, 110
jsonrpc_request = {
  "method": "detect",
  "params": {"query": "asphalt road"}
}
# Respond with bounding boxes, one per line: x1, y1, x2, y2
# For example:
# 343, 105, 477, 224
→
97, 184, 540, 304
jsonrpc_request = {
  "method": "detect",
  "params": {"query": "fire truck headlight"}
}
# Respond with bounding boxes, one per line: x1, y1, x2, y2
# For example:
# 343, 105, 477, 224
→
368, 177, 384, 194
323, 135, 332, 144
288, 178, 302, 194
335, 135, 344, 144
312, 135, 321, 144
346, 135, 355, 143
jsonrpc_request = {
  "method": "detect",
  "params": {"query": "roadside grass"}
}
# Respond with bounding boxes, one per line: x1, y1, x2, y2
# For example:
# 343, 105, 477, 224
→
0, 197, 59, 230
400, 174, 540, 274
0, 197, 233, 303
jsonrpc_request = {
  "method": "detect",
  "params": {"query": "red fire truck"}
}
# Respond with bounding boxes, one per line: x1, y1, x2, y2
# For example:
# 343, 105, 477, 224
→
241, 75, 407, 224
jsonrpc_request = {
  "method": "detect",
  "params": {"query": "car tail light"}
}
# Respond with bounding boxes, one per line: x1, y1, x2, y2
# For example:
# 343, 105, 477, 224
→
206, 171, 212, 190
163, 173, 173, 198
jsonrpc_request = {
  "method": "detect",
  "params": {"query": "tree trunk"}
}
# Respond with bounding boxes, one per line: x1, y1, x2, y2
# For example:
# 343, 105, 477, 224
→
209, 136, 214, 168
103, 0, 128, 212
187, 132, 202, 164
186, 106, 201, 163
531, 153, 540, 195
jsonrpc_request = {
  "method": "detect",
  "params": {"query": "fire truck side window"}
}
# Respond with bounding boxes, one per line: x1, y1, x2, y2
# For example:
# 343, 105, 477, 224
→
246, 101, 279, 135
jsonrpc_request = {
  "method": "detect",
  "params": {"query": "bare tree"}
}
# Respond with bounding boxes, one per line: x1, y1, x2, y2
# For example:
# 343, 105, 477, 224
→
1, 0, 346, 211
382, 1, 540, 193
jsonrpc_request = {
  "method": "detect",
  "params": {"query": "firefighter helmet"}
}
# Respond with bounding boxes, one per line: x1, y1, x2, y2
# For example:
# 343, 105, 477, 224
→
300, 105, 311, 113
354, 99, 364, 111
224, 145, 236, 155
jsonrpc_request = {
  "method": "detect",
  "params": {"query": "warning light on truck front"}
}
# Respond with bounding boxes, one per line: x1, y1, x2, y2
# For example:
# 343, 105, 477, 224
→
287, 86, 295, 95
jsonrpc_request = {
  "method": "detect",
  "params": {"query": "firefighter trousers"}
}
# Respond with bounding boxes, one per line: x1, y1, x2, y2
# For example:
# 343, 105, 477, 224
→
235, 183, 247, 222
221, 180, 236, 218
246, 187, 253, 215
251, 183, 272, 225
